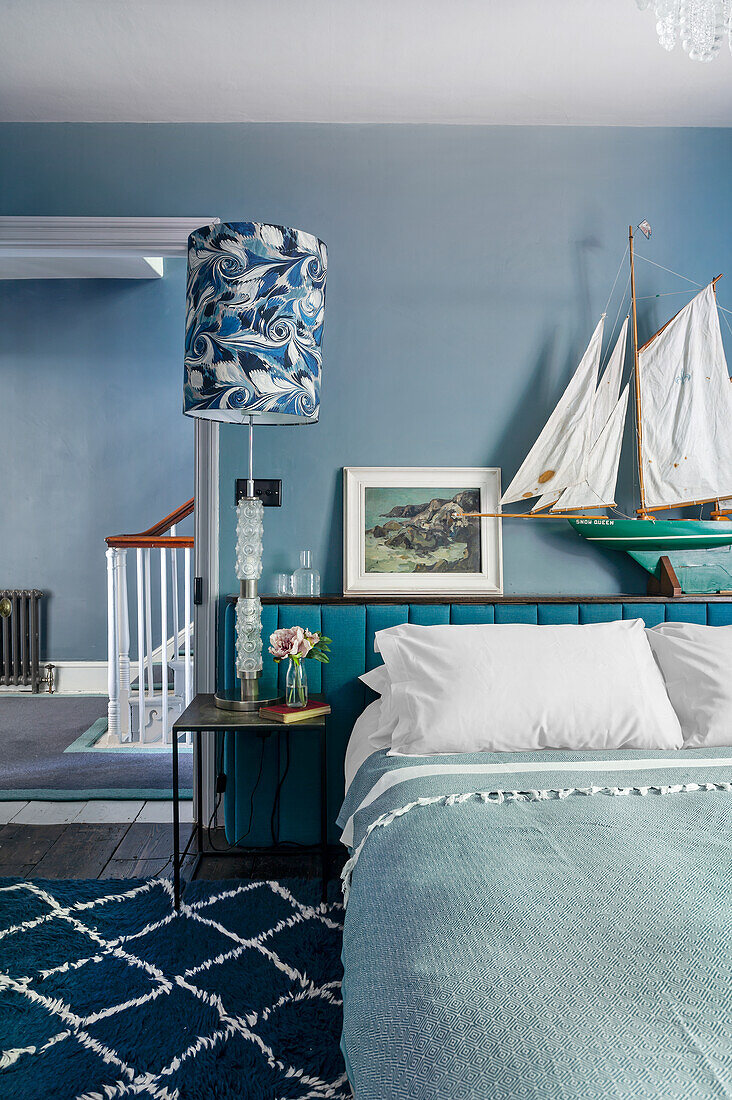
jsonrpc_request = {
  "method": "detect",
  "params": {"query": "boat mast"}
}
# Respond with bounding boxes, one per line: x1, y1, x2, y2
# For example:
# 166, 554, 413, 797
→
629, 225, 649, 518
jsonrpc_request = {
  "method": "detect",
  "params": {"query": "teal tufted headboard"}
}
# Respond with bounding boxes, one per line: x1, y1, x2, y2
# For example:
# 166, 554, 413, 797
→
221, 596, 732, 845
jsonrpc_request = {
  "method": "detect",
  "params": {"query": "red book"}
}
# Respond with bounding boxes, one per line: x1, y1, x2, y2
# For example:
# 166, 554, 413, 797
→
258, 701, 331, 724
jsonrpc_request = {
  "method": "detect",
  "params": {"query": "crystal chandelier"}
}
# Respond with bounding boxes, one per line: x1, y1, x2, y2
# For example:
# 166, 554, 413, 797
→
637, 0, 732, 60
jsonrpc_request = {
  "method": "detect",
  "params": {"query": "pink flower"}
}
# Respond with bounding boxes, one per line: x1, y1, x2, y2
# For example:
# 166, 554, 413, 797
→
269, 626, 320, 661
269, 627, 296, 659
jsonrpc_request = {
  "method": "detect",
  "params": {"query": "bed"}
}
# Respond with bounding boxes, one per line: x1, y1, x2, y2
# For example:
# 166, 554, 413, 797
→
338, 740, 732, 1099
221, 597, 732, 1097
334, 607, 732, 1100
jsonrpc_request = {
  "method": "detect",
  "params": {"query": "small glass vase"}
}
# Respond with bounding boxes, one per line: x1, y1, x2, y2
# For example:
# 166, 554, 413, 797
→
285, 658, 308, 708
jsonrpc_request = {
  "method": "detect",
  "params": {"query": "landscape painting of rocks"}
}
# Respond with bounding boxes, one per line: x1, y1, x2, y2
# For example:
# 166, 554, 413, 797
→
364, 486, 482, 574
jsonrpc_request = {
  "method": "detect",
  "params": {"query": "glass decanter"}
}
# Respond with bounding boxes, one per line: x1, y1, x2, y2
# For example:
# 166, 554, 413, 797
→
291, 549, 320, 596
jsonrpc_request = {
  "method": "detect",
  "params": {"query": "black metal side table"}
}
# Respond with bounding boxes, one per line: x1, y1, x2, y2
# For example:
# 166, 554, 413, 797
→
171, 693, 328, 910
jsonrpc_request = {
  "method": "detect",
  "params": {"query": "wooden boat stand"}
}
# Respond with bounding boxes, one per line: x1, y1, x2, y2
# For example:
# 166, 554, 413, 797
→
647, 555, 682, 598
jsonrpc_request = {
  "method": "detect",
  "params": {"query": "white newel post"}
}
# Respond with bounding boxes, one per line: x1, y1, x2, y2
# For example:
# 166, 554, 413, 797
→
116, 548, 132, 742
106, 548, 121, 739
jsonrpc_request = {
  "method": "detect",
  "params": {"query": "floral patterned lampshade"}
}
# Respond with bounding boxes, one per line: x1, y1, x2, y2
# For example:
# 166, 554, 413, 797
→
184, 222, 327, 425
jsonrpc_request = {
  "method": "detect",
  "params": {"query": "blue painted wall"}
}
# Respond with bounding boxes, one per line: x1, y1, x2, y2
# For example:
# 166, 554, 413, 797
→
213, 125, 732, 600
0, 268, 191, 659
2, 124, 732, 659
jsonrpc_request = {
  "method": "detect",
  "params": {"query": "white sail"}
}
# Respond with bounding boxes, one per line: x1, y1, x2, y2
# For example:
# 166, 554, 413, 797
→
551, 385, 629, 511
639, 283, 732, 509
542, 320, 628, 512
591, 318, 627, 445
531, 492, 561, 512
501, 316, 604, 506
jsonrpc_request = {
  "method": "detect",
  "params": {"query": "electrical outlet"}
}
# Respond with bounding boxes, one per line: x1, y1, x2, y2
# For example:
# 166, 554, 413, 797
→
236, 478, 282, 507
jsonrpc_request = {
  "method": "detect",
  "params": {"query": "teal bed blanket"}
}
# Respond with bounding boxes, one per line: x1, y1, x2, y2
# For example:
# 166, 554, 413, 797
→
337, 748, 732, 1099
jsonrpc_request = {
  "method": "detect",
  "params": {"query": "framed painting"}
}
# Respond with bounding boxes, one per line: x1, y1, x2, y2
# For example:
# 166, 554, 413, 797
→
343, 467, 503, 595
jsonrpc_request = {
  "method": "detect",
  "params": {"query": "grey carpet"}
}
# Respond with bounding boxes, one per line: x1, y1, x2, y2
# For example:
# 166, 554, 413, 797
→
0, 697, 192, 798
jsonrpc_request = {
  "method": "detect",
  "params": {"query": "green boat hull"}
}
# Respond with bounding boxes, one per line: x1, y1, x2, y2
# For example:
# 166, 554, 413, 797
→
568, 517, 732, 594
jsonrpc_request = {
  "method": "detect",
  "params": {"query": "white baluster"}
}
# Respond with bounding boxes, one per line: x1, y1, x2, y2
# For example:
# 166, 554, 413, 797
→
171, 525, 179, 662
170, 528, 180, 710
160, 547, 169, 744
136, 548, 146, 744
116, 549, 131, 742
144, 547, 153, 701
184, 546, 192, 707
106, 548, 120, 740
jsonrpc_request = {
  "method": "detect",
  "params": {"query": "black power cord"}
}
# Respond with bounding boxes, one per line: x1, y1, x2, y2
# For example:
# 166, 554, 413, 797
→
270, 730, 291, 844
205, 732, 267, 853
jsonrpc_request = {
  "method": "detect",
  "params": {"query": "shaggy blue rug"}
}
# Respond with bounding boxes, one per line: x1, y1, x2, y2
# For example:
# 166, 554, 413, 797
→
0, 877, 349, 1099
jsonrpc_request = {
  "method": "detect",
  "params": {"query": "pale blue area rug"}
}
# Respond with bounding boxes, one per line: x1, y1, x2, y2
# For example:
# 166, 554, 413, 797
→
0, 698, 192, 801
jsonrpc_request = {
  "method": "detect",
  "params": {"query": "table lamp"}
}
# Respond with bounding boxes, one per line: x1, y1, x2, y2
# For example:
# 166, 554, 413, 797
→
184, 221, 327, 710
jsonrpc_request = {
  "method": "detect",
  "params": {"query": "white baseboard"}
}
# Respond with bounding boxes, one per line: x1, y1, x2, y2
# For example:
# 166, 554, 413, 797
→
37, 655, 108, 690
0, 624, 194, 696
48, 660, 108, 694
0, 660, 108, 695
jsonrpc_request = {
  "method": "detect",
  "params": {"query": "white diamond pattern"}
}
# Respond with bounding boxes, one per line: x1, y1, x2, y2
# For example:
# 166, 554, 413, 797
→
0, 878, 350, 1100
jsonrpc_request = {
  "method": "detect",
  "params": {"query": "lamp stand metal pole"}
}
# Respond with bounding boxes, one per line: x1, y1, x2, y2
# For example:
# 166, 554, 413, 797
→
247, 414, 255, 498
215, 414, 278, 711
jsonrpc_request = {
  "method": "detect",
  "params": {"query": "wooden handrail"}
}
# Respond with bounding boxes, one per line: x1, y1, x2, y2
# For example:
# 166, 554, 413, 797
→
106, 534, 194, 549
142, 498, 194, 536
106, 499, 194, 548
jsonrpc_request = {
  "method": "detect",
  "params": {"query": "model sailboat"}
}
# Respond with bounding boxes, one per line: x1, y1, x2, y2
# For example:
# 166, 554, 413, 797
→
475, 226, 732, 594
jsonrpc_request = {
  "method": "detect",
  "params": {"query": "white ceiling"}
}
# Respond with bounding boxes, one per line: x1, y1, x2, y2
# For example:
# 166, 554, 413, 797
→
1, 0, 731, 126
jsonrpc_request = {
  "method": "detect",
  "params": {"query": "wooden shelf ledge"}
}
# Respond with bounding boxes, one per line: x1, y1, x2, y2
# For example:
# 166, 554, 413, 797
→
0, 216, 219, 279
224, 594, 732, 605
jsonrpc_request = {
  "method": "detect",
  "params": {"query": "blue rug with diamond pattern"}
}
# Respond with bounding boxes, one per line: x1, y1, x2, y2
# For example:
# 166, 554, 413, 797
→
0, 877, 349, 1099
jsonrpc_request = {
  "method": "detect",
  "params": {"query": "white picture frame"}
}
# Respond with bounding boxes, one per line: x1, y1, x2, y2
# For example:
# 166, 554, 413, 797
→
343, 466, 503, 595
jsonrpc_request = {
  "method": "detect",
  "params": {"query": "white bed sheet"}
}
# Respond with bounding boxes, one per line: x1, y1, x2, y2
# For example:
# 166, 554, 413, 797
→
344, 698, 395, 792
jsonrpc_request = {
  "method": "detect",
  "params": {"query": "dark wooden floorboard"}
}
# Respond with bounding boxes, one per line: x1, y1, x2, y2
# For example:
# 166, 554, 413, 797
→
113, 822, 191, 862
31, 824, 128, 879
0, 823, 67, 866
101, 854, 197, 880
0, 864, 34, 878
195, 854, 256, 880
0, 822, 342, 883
100, 857, 172, 880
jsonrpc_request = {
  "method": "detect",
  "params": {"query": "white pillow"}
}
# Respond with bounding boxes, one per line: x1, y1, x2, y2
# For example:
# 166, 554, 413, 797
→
359, 665, 391, 695
647, 622, 732, 748
376, 620, 682, 755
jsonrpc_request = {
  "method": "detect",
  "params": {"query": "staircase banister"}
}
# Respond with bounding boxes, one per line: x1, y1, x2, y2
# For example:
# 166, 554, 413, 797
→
105, 498, 195, 548
105, 534, 194, 549
142, 498, 195, 536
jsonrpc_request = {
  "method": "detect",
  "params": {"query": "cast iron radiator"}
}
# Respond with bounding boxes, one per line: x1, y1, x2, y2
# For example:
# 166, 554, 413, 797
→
0, 589, 42, 691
